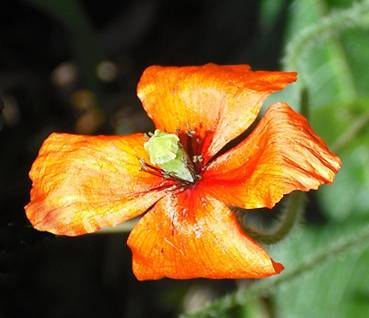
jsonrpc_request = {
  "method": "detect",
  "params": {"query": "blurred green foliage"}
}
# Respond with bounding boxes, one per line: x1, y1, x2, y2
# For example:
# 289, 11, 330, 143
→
314, 99, 369, 221
255, 0, 369, 317
272, 222, 369, 318
286, 0, 369, 221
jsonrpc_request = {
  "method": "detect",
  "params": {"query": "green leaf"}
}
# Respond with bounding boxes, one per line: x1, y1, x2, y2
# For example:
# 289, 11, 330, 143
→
340, 29, 369, 96
311, 100, 369, 221
319, 138, 369, 221
283, 0, 369, 107
271, 222, 369, 318
281, 0, 369, 221
284, 0, 354, 106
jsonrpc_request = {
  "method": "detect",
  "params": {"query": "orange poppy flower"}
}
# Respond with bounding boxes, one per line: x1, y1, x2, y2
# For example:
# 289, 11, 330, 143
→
25, 64, 341, 280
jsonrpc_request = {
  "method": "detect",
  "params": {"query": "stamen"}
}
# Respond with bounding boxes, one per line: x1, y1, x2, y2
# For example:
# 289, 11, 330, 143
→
138, 158, 165, 178
186, 130, 196, 137
192, 155, 203, 163
138, 156, 194, 185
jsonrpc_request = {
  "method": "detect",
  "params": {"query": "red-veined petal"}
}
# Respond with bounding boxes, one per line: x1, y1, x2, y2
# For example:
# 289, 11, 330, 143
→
127, 189, 282, 280
201, 103, 342, 209
137, 64, 296, 163
25, 133, 170, 236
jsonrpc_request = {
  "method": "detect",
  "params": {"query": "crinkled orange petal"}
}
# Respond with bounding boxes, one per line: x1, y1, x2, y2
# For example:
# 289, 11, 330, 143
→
137, 64, 296, 163
25, 133, 171, 236
127, 188, 283, 280
201, 103, 342, 209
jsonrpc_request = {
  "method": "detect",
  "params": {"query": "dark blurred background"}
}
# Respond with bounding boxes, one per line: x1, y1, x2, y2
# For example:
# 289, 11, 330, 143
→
2, 0, 369, 317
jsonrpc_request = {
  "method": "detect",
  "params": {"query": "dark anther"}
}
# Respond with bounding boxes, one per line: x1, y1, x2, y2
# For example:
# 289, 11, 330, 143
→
138, 158, 146, 170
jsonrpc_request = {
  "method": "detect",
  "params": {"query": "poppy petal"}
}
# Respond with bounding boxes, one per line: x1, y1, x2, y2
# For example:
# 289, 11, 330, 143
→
25, 133, 170, 236
201, 103, 342, 209
137, 64, 296, 163
127, 189, 282, 280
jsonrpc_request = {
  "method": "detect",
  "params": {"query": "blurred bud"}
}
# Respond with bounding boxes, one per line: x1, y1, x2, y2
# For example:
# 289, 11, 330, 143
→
51, 62, 78, 88
112, 108, 153, 134
75, 109, 104, 134
71, 90, 103, 133
183, 285, 215, 314
96, 60, 118, 82
71, 89, 97, 111
1, 95, 20, 127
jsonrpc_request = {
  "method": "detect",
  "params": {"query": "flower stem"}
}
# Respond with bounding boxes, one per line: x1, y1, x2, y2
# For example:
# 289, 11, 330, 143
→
283, 0, 369, 102
300, 88, 310, 119
181, 224, 369, 318
242, 192, 305, 245
332, 106, 369, 152
283, 0, 369, 75
242, 87, 309, 245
